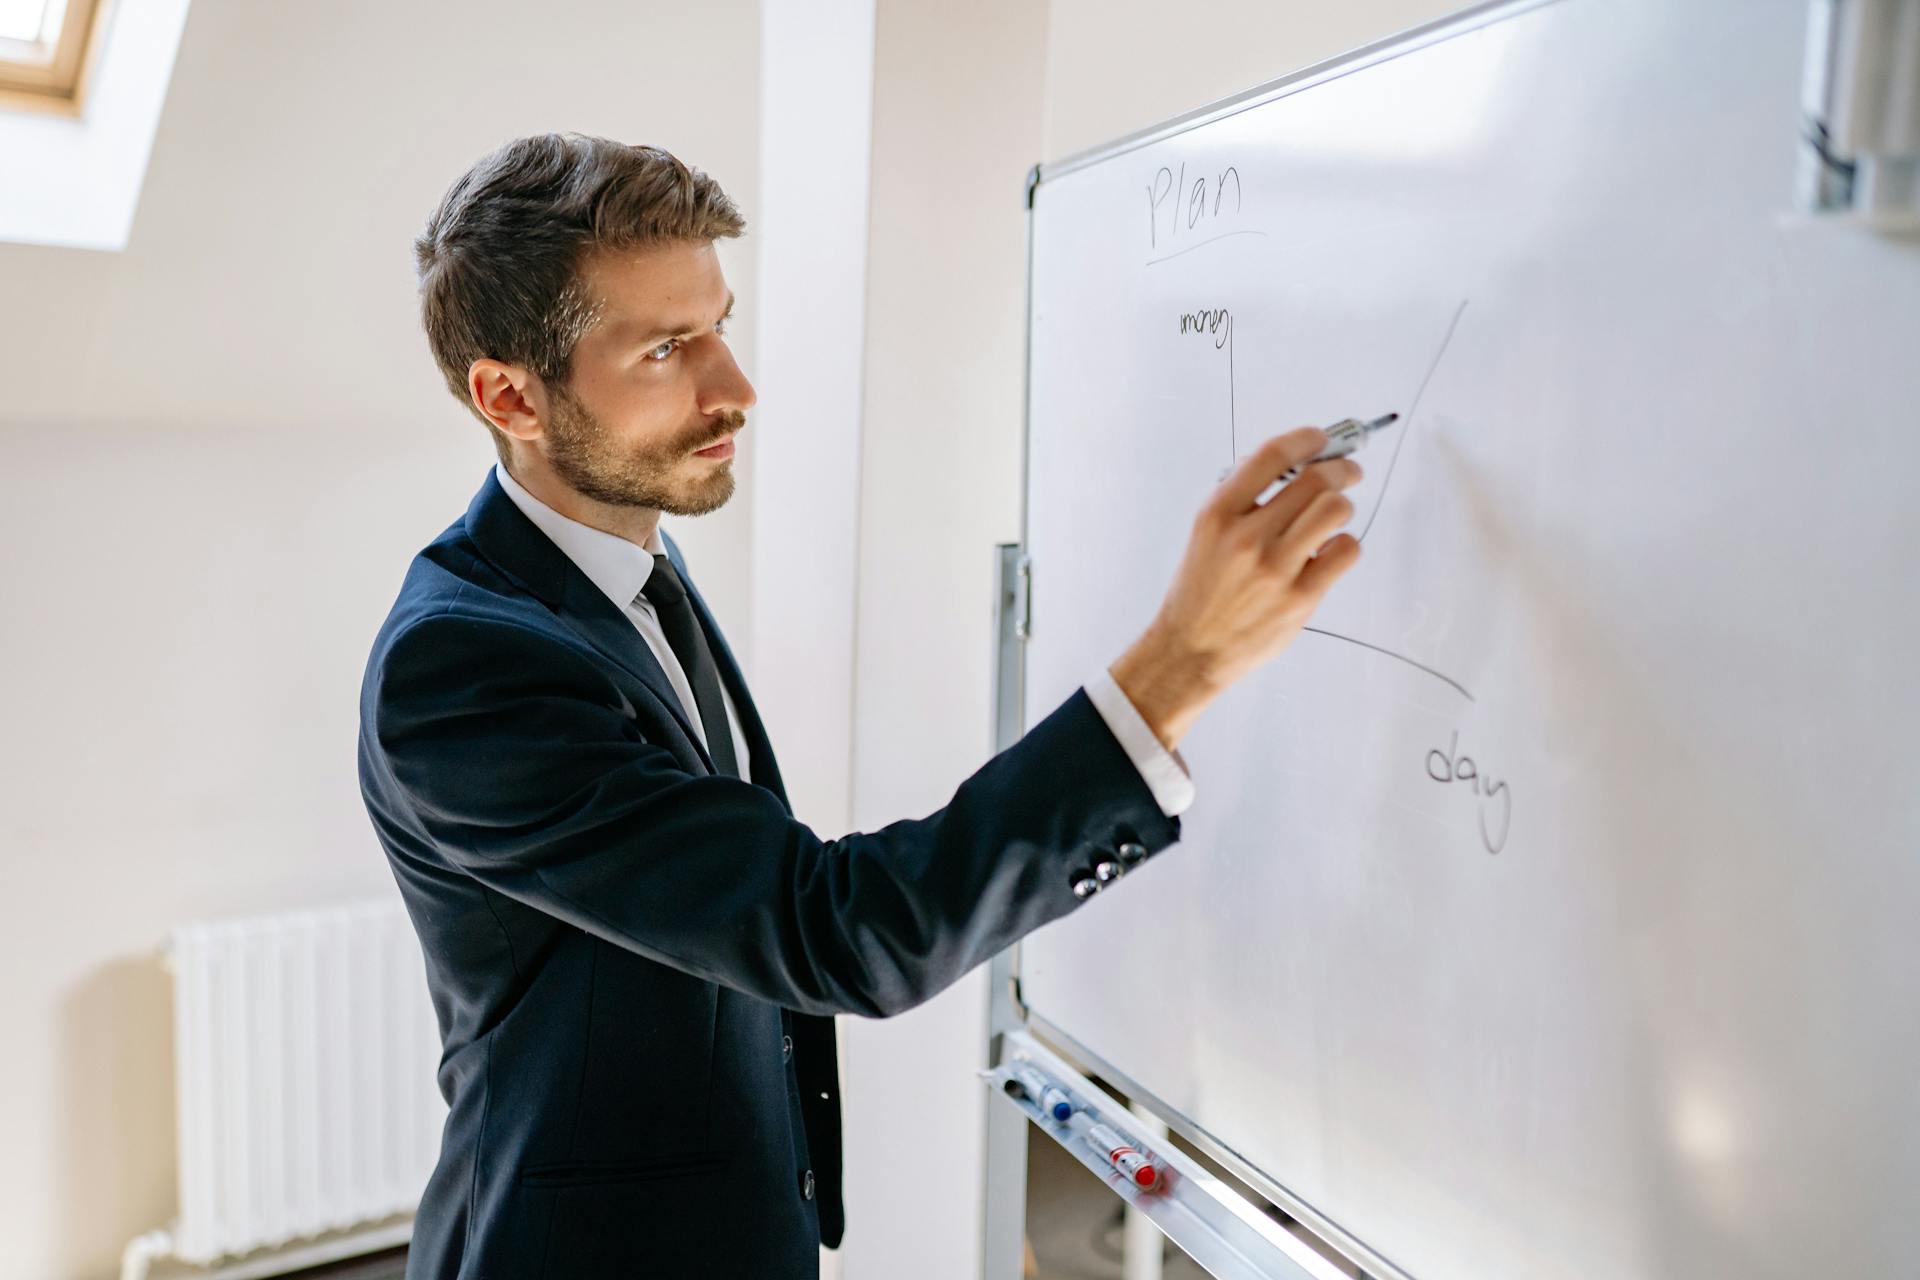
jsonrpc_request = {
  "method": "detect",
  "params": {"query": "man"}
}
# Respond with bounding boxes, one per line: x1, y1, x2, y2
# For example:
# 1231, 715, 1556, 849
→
358, 133, 1361, 1278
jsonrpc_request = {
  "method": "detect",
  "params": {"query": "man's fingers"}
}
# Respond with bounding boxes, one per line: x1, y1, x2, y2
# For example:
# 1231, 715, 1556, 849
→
1272, 490, 1357, 575
1296, 533, 1361, 595
1247, 457, 1362, 540
1212, 428, 1328, 515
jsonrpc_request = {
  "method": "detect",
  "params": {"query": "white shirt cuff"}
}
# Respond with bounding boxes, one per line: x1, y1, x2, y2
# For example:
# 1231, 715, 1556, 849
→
1084, 668, 1195, 818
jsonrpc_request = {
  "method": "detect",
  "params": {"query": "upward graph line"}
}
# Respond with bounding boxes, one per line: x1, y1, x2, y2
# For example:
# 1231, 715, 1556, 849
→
1358, 298, 1469, 544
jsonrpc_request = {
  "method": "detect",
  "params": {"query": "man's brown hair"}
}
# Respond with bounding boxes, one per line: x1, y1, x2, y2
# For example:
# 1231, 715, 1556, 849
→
413, 133, 746, 464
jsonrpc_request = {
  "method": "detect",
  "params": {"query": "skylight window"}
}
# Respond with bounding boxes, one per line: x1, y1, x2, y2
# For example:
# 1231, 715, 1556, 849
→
0, 0, 103, 115
0, 0, 57, 49
1, 0, 190, 250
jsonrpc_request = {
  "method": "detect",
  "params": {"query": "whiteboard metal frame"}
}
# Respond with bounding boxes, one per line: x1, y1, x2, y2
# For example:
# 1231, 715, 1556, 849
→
1030, 0, 1563, 193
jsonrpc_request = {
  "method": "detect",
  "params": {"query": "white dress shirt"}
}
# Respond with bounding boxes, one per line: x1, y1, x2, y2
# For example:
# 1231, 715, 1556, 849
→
496, 463, 753, 781
493, 462, 1192, 816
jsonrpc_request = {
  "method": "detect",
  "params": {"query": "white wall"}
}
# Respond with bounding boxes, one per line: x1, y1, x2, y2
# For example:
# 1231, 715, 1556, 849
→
750, 0, 874, 842
752, 6, 876, 1276
1042, 0, 1471, 161
0, 1, 760, 1274
835, 0, 1051, 1275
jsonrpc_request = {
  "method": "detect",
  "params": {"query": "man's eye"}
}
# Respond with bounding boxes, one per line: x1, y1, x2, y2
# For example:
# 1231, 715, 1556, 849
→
645, 319, 729, 364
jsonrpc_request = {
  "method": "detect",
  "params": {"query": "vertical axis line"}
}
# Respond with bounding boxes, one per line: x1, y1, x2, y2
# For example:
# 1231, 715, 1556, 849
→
1228, 313, 1237, 459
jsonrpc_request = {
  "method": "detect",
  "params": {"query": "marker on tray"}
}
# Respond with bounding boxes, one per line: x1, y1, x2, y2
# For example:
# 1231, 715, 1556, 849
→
1005, 1065, 1049, 1101
1039, 1084, 1076, 1123
1085, 1121, 1161, 1190
1004, 1065, 1077, 1122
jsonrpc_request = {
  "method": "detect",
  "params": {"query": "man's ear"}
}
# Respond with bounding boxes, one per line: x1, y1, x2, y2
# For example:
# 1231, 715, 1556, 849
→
469, 359, 547, 443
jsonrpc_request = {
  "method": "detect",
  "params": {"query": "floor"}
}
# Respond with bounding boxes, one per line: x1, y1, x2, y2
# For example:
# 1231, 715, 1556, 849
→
286, 1248, 407, 1278
280, 1123, 1354, 1280
282, 1172, 1221, 1280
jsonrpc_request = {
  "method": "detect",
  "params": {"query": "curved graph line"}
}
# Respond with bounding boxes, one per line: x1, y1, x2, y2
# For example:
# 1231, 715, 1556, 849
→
1301, 626, 1474, 702
1357, 298, 1469, 544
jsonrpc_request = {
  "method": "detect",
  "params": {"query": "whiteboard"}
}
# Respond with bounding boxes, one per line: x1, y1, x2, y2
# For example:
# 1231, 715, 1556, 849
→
1016, 3, 1920, 1278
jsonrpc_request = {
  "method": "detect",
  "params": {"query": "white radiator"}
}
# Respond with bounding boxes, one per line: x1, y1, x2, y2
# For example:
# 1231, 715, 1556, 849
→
165, 899, 447, 1265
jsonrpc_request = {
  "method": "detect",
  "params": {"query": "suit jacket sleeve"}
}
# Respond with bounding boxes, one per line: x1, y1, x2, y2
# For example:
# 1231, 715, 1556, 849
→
364, 613, 1181, 1019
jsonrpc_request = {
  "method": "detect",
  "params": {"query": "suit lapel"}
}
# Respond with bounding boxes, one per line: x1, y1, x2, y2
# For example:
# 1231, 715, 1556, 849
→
463, 471, 717, 775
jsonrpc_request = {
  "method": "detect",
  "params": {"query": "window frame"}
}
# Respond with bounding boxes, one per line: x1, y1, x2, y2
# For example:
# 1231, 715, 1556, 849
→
0, 0, 110, 117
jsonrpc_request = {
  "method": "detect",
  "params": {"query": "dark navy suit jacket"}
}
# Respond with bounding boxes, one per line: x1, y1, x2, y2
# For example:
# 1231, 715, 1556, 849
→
357, 470, 1180, 1278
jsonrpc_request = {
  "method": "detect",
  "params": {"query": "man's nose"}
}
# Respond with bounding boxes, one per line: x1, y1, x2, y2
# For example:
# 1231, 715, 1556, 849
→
698, 341, 756, 417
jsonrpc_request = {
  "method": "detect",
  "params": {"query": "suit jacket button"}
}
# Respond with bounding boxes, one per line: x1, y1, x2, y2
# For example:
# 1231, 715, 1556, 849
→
1094, 858, 1124, 884
782, 1034, 793, 1063
1070, 873, 1100, 899
802, 1168, 816, 1200
1116, 841, 1147, 864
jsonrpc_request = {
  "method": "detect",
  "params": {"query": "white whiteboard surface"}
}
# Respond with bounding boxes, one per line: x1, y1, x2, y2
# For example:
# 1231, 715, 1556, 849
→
1017, 3, 1920, 1278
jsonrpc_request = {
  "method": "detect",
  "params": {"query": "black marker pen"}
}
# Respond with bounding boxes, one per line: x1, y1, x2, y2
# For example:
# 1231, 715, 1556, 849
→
1279, 413, 1398, 480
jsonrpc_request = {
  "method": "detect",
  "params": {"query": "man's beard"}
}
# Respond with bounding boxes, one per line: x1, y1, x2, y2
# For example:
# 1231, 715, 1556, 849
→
542, 383, 742, 516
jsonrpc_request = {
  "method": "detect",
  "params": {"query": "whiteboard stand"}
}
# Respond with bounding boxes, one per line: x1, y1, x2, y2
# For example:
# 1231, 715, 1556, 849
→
977, 544, 1033, 1280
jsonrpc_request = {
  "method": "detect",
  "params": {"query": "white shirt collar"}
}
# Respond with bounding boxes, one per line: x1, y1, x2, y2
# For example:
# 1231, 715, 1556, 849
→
493, 462, 666, 612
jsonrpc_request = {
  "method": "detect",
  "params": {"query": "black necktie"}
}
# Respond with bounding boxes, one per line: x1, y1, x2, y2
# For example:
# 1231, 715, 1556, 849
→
639, 554, 741, 778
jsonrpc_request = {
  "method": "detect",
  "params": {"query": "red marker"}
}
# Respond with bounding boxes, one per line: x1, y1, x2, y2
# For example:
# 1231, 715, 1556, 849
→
1085, 1121, 1160, 1190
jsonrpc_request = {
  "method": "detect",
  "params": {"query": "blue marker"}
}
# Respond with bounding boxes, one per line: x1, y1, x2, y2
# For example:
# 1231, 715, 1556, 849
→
1004, 1064, 1078, 1122
1039, 1084, 1077, 1123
